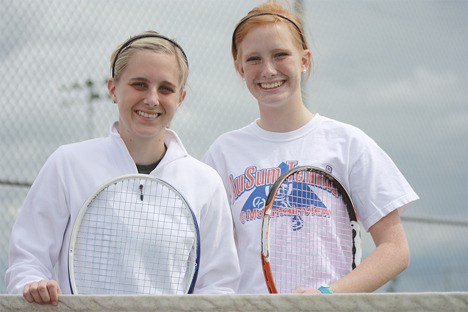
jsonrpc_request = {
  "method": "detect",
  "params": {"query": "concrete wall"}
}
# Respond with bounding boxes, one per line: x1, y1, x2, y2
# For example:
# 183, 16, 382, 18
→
1, 293, 467, 312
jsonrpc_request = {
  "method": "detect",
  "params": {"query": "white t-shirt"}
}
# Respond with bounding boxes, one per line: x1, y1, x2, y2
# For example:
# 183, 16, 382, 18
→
203, 114, 418, 293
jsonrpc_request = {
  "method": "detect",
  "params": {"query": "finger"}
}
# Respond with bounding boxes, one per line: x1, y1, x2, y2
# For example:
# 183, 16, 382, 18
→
23, 283, 35, 303
47, 281, 61, 305
27, 281, 46, 304
294, 287, 319, 294
36, 280, 52, 304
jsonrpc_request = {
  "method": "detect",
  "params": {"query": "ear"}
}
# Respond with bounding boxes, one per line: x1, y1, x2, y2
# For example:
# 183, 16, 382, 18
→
178, 88, 187, 107
107, 79, 117, 104
301, 49, 312, 72
235, 60, 245, 78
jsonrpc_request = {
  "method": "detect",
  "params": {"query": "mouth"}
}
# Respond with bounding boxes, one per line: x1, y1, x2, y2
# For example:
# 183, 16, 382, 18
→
258, 80, 285, 90
136, 110, 161, 119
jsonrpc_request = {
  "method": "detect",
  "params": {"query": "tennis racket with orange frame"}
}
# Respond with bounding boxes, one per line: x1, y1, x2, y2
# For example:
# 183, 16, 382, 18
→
261, 166, 361, 293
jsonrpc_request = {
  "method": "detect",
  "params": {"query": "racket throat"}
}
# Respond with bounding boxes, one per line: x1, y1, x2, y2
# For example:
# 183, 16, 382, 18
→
139, 184, 144, 201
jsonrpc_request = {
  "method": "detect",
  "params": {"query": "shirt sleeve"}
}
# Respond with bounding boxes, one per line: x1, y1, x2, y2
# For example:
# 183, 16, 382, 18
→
201, 147, 216, 168
5, 149, 70, 294
349, 139, 419, 232
192, 173, 240, 294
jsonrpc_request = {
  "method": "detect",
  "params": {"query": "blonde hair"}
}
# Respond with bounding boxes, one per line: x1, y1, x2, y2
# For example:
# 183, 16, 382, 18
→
110, 30, 189, 92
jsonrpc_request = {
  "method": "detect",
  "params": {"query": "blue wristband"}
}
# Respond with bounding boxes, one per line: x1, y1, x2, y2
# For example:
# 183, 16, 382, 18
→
318, 285, 333, 294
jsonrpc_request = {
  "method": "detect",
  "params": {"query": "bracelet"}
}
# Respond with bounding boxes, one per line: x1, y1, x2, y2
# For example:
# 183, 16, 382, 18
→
318, 285, 333, 294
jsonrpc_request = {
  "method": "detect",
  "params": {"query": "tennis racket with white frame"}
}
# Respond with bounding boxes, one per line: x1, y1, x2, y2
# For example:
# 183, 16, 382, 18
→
261, 166, 361, 293
68, 174, 200, 295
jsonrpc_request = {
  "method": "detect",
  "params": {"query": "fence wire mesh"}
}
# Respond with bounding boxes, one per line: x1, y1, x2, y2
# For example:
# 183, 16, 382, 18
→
1, 0, 467, 294
2, 0, 259, 294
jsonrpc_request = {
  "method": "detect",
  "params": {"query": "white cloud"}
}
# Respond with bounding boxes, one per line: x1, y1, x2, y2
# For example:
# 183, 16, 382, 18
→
366, 67, 465, 106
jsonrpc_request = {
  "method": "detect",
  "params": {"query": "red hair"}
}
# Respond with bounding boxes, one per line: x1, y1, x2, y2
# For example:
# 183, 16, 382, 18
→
231, 2, 308, 61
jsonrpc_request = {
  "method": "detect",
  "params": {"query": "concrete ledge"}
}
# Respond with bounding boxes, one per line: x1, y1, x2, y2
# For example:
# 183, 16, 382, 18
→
1, 292, 467, 312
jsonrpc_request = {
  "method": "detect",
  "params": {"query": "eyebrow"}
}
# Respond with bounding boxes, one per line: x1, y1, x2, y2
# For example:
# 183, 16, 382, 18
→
243, 48, 291, 58
129, 77, 178, 89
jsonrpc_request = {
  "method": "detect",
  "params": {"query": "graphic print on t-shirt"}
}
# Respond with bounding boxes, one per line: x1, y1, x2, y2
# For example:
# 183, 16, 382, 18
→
233, 162, 331, 230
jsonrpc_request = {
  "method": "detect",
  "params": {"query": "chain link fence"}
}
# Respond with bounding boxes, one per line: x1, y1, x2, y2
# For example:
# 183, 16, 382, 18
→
1, 0, 260, 294
1, 0, 467, 294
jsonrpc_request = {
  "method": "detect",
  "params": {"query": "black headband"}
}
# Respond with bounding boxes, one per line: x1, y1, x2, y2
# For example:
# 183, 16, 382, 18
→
111, 33, 188, 78
232, 13, 307, 57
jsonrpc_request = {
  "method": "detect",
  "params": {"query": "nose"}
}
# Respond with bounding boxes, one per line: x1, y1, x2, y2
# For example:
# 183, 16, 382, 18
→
261, 60, 277, 78
144, 87, 159, 107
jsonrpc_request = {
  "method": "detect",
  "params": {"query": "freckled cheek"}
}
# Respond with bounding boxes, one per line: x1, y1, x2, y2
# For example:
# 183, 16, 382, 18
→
243, 73, 259, 87
244, 68, 258, 78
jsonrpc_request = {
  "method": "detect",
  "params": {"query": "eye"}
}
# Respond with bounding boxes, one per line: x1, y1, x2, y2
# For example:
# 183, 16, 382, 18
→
274, 52, 289, 59
159, 85, 176, 94
245, 56, 261, 64
131, 82, 147, 89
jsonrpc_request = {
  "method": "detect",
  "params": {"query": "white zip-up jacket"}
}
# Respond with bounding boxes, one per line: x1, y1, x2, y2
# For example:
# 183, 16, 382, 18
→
6, 123, 240, 294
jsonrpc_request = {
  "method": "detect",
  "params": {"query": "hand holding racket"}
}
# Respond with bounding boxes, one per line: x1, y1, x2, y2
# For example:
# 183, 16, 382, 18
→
261, 166, 361, 293
68, 174, 200, 295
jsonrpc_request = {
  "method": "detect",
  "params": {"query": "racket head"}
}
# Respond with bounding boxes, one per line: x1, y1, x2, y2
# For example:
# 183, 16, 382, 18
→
261, 166, 361, 293
68, 174, 200, 295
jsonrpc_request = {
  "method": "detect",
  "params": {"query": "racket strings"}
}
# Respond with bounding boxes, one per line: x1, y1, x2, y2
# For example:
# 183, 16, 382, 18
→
72, 177, 198, 294
267, 172, 356, 293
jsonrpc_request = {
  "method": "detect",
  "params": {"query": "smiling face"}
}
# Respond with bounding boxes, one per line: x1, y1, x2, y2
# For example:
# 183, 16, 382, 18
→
108, 49, 186, 145
235, 23, 310, 111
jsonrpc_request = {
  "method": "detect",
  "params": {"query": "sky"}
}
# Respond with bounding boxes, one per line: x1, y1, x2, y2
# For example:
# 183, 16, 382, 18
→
0, 0, 467, 293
